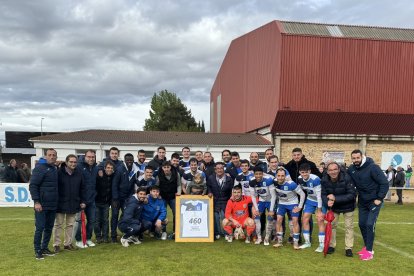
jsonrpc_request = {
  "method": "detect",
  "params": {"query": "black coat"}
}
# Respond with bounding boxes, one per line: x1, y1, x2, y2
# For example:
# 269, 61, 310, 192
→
77, 159, 98, 204
207, 174, 233, 212
202, 161, 216, 178
5, 165, 18, 183
57, 164, 86, 214
148, 156, 166, 171
29, 162, 58, 210
321, 171, 356, 213
95, 172, 113, 205
394, 171, 405, 187
157, 167, 179, 201
112, 163, 138, 201
285, 156, 321, 183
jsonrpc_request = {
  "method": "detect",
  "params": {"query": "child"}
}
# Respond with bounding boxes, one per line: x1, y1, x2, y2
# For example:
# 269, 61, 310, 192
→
186, 173, 207, 195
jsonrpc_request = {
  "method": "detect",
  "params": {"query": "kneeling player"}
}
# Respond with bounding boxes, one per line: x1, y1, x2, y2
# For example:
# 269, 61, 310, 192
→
274, 168, 305, 249
118, 187, 147, 247
222, 185, 257, 243
139, 186, 168, 240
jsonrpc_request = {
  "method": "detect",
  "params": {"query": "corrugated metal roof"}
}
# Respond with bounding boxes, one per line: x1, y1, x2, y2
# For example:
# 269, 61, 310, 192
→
281, 21, 414, 42
272, 111, 414, 136
30, 130, 272, 146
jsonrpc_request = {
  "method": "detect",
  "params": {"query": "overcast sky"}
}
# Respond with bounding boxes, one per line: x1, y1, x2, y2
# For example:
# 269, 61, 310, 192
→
1, 0, 414, 140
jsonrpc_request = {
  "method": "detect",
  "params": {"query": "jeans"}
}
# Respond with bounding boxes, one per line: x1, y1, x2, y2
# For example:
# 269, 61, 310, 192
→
358, 201, 381, 252
34, 210, 56, 252
94, 203, 110, 240
75, 202, 96, 241
111, 199, 126, 239
396, 186, 403, 203
405, 177, 411, 188
163, 198, 176, 233
119, 223, 141, 238
214, 209, 225, 237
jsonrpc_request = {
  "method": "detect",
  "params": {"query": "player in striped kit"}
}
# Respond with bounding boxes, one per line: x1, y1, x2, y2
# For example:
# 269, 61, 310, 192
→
273, 168, 305, 249
249, 166, 277, 246
297, 163, 325, 252
234, 159, 254, 217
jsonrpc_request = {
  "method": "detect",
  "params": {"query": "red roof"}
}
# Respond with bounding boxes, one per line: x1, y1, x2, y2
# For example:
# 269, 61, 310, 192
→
273, 111, 414, 135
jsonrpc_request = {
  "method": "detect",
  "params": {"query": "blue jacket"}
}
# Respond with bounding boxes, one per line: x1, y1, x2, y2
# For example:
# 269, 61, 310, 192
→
29, 162, 58, 210
57, 163, 87, 214
348, 157, 389, 204
118, 195, 145, 228
141, 196, 167, 222
112, 163, 138, 201
77, 157, 99, 204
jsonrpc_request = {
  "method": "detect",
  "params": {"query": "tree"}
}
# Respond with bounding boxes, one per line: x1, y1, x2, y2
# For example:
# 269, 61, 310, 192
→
144, 90, 204, 132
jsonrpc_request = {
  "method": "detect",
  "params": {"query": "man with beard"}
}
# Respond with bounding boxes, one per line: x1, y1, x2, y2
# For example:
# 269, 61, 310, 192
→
249, 152, 267, 172
348, 149, 389, 261
135, 149, 148, 175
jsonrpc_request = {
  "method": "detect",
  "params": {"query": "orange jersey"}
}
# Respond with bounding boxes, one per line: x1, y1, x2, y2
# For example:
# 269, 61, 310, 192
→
225, 196, 252, 222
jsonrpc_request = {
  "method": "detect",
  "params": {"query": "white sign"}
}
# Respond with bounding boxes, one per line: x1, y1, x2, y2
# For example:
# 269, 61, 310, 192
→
322, 151, 345, 164
0, 183, 33, 207
381, 152, 412, 170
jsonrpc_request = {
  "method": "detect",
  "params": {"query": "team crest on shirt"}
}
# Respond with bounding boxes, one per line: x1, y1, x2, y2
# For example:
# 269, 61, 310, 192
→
309, 183, 313, 188
284, 186, 288, 191
243, 204, 247, 208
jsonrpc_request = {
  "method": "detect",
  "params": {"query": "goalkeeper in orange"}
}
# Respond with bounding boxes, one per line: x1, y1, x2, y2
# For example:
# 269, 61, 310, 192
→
222, 185, 257, 243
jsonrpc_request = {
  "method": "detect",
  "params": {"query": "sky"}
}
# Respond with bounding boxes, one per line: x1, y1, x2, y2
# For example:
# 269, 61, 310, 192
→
1, 0, 414, 141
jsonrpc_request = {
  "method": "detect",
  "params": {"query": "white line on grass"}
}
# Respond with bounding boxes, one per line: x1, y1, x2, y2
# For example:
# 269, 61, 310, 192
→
337, 225, 414, 260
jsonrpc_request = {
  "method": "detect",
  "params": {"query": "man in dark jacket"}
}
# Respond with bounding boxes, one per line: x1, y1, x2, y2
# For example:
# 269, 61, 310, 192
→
202, 151, 215, 178
75, 150, 98, 248
394, 166, 405, 205
284, 148, 321, 243
53, 154, 86, 252
5, 159, 18, 183
226, 151, 242, 180
111, 153, 139, 242
321, 162, 356, 257
94, 160, 115, 243
207, 162, 233, 240
148, 146, 167, 172
156, 161, 181, 238
29, 149, 59, 260
249, 152, 267, 172
17, 163, 31, 183
348, 149, 389, 261
118, 187, 147, 247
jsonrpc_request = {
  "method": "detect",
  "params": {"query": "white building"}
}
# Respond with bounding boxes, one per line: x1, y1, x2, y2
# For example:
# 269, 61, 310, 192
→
30, 129, 272, 166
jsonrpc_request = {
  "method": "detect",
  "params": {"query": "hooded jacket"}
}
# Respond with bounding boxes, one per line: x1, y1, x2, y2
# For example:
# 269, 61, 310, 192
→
148, 155, 166, 172
348, 157, 389, 204
141, 196, 167, 222
285, 156, 321, 183
77, 156, 99, 204
29, 161, 58, 210
118, 195, 145, 228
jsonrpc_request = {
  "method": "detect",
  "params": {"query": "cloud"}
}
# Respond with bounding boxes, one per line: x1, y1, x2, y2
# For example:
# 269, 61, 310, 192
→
0, 0, 414, 134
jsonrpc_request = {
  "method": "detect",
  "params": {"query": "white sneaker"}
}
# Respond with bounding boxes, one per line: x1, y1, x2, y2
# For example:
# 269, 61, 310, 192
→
255, 237, 262, 245
264, 238, 270, 246
299, 242, 311, 249
315, 244, 324, 253
245, 236, 251, 244
215, 235, 221, 240
75, 241, 87, 249
227, 235, 233, 243
129, 236, 142, 245
161, 232, 167, 241
86, 240, 95, 247
120, 237, 130, 247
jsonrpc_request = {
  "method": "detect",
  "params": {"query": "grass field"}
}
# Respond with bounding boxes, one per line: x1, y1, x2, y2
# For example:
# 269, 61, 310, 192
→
0, 203, 413, 276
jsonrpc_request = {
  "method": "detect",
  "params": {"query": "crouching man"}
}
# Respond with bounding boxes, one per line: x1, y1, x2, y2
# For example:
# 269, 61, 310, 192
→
118, 187, 147, 247
139, 185, 168, 240
222, 185, 256, 243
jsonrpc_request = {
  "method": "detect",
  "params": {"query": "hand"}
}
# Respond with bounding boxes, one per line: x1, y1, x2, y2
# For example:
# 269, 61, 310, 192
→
175, 193, 180, 197
316, 210, 324, 220
252, 209, 259, 217
292, 207, 302, 213
80, 203, 86, 209
268, 211, 274, 217
208, 193, 213, 198
233, 221, 241, 228
111, 200, 120, 209
34, 202, 42, 212
98, 170, 103, 177
374, 199, 381, 206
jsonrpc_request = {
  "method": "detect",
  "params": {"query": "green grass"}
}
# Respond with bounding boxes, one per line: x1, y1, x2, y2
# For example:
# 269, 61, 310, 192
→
0, 203, 413, 275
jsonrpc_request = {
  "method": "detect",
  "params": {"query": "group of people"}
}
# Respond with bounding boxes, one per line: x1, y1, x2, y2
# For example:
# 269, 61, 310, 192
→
3, 159, 31, 183
29, 146, 389, 262
385, 164, 411, 204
